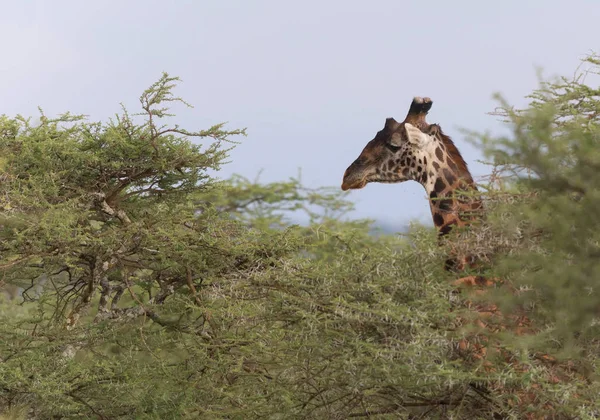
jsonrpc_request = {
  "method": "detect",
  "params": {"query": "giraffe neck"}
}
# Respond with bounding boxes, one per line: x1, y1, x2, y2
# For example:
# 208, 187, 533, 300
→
418, 130, 483, 237
422, 160, 482, 272
425, 174, 482, 236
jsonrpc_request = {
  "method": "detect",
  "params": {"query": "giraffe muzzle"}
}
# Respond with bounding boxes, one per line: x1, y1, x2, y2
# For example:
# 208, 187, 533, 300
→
341, 167, 367, 191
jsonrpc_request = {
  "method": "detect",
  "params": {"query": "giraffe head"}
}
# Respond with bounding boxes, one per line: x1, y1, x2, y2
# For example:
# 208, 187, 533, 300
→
341, 97, 482, 271
341, 97, 439, 191
341, 96, 480, 233
341, 96, 475, 192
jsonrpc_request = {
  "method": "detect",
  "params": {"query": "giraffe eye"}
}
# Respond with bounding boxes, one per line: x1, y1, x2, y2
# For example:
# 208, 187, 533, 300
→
386, 144, 401, 152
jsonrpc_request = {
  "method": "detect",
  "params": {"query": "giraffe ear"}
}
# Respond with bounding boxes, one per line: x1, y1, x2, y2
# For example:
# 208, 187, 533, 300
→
389, 131, 403, 147
403, 123, 430, 146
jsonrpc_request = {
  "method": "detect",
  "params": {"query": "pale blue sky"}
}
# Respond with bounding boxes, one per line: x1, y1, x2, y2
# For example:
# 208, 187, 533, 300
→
1, 1, 599, 226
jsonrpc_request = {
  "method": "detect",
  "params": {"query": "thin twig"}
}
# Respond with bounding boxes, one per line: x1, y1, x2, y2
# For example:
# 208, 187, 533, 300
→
186, 266, 202, 306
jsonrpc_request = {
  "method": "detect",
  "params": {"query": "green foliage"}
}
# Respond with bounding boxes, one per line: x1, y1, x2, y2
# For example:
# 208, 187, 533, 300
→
196, 172, 354, 229
452, 54, 600, 417
0, 74, 460, 419
2, 59, 600, 419
475, 54, 600, 348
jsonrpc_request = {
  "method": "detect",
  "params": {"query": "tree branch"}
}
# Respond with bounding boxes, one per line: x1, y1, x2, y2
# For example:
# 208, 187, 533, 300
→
91, 192, 131, 224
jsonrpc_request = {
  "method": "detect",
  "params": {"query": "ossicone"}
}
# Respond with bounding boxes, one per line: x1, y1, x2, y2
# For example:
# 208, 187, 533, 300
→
403, 96, 433, 130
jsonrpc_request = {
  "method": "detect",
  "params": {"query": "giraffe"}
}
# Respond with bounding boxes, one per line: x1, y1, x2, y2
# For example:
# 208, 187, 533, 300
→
341, 97, 483, 272
341, 97, 502, 340
340, 97, 576, 418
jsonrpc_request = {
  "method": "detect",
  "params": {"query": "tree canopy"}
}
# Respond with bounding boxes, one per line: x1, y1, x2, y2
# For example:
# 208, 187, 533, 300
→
1, 57, 600, 419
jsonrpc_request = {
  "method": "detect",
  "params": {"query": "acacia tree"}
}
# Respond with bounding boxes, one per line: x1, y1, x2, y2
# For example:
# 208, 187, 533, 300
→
477, 54, 600, 347
0, 73, 252, 326
451, 53, 600, 417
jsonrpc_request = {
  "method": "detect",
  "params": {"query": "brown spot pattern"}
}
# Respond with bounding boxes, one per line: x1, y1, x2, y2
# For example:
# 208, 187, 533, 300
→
443, 168, 457, 185
434, 178, 446, 193
435, 147, 444, 161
